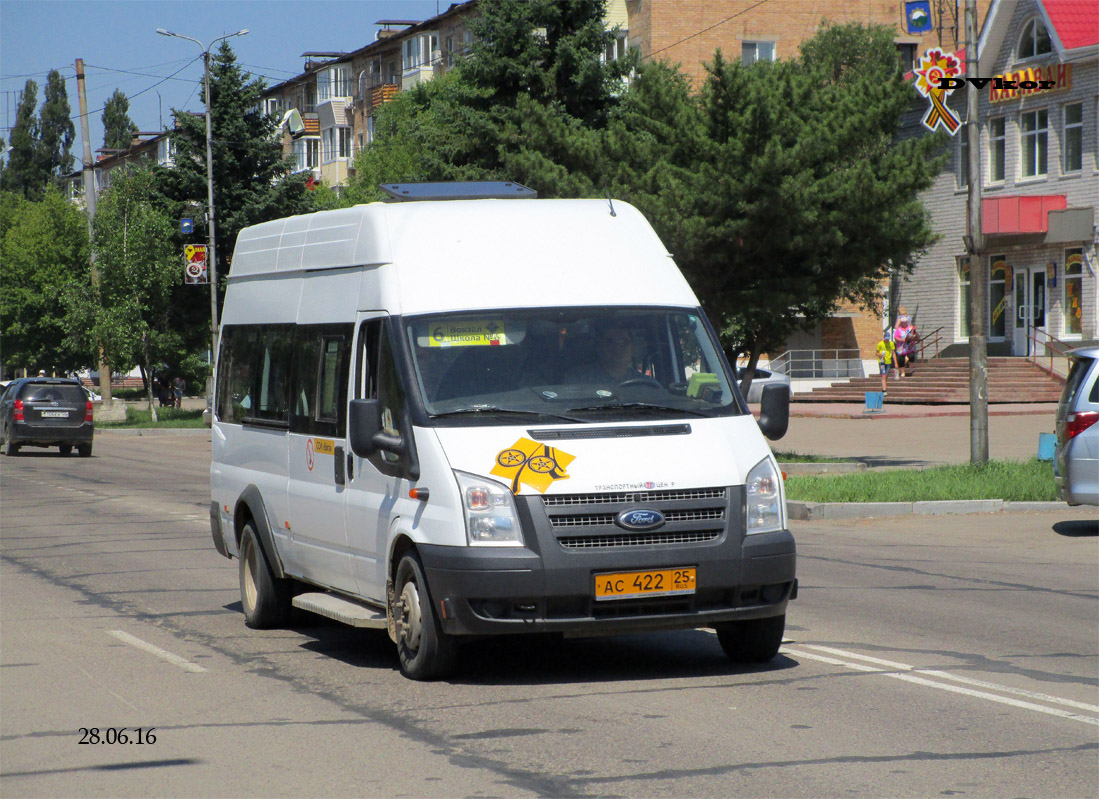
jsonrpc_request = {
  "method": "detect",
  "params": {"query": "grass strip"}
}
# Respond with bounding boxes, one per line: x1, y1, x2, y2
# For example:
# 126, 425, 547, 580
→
97, 407, 206, 429
785, 458, 1057, 503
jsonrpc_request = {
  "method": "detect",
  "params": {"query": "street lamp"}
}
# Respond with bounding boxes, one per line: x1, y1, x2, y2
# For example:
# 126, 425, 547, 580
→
156, 27, 248, 370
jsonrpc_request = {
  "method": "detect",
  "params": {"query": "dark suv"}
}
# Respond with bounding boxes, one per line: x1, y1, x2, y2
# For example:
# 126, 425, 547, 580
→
0, 378, 94, 456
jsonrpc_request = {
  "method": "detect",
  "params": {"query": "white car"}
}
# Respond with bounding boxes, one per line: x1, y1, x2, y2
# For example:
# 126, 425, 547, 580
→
736, 367, 792, 404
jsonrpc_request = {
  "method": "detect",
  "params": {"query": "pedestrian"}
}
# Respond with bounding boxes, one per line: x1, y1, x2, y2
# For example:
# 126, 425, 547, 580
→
893, 308, 919, 379
172, 375, 185, 409
875, 331, 897, 395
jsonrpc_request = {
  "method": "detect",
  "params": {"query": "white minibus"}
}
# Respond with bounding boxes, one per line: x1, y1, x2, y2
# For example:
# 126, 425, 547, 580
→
210, 183, 795, 680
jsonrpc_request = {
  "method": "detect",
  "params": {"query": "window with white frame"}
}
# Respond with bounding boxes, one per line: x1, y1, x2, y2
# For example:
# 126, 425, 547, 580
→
339, 128, 350, 159
604, 31, 628, 62
403, 34, 438, 71
156, 137, 176, 167
1020, 109, 1048, 178
318, 67, 351, 101
1063, 248, 1083, 336
1063, 103, 1082, 173
957, 131, 968, 188
989, 117, 1005, 183
263, 97, 282, 117
293, 137, 319, 171
1018, 18, 1051, 60
742, 41, 775, 64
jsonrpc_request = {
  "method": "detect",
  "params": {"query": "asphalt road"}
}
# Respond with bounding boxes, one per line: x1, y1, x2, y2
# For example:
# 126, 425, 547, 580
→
1, 431, 1096, 798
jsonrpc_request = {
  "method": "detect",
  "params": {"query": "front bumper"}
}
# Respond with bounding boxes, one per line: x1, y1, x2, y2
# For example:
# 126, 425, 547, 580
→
420, 524, 796, 637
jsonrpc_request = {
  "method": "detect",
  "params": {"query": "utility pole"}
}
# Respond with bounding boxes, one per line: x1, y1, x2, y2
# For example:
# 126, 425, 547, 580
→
965, 0, 988, 463
156, 28, 248, 371
75, 59, 113, 408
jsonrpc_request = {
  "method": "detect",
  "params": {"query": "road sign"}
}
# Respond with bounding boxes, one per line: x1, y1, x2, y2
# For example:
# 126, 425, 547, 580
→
181, 218, 194, 234
184, 244, 208, 284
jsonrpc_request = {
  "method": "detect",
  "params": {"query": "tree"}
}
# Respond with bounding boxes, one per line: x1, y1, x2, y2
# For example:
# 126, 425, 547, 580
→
347, 0, 624, 200
71, 168, 177, 418
102, 89, 138, 150
158, 41, 317, 359
0, 188, 90, 373
38, 69, 76, 181
607, 24, 946, 387
1, 80, 44, 198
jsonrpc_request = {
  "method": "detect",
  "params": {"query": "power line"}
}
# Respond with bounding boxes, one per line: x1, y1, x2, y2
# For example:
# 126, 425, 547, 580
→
643, 0, 775, 61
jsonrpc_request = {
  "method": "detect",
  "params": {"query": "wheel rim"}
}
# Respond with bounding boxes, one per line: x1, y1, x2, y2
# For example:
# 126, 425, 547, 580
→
399, 579, 423, 652
242, 539, 258, 611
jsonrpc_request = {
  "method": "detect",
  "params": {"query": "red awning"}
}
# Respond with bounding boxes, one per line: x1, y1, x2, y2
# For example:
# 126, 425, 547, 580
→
981, 195, 1067, 235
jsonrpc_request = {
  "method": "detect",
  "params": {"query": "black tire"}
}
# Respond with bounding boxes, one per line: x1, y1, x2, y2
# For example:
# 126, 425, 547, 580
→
5, 438, 19, 456
716, 614, 785, 663
238, 522, 291, 629
59, 444, 72, 456
394, 552, 457, 680
77, 443, 92, 457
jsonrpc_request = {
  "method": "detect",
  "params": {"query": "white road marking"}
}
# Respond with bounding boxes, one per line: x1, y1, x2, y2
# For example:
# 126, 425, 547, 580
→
107, 630, 207, 673
801, 644, 1099, 713
783, 646, 1098, 726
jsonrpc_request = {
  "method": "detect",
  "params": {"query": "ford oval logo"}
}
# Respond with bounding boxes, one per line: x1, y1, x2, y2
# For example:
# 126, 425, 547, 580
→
615, 509, 666, 531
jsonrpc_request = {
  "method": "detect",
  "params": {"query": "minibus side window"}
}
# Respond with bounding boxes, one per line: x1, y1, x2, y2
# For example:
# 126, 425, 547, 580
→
217, 325, 259, 423
253, 326, 294, 424
289, 325, 351, 436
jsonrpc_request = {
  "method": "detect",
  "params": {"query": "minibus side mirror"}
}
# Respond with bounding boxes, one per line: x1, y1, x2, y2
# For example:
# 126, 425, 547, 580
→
757, 384, 789, 441
349, 398, 407, 458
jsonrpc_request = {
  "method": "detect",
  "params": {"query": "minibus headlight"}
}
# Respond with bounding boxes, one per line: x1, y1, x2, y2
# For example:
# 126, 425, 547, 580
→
746, 457, 784, 534
455, 471, 523, 546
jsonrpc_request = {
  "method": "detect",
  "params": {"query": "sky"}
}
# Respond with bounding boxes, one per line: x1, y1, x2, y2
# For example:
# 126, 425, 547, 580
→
1, 0, 457, 160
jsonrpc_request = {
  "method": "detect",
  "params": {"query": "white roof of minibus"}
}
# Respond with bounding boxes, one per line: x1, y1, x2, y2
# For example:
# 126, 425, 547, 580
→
228, 198, 699, 315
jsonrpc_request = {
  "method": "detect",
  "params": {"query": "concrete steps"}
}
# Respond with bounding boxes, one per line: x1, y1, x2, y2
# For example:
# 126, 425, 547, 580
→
794, 357, 1065, 404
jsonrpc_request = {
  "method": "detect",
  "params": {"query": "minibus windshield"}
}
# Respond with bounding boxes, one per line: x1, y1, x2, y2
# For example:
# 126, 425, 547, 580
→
405, 308, 744, 424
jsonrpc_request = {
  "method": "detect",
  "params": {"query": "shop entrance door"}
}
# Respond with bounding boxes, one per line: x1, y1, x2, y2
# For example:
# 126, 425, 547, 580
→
1012, 268, 1047, 355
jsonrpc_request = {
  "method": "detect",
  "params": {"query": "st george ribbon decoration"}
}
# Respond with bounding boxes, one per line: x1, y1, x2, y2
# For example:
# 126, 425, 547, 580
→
914, 49, 963, 135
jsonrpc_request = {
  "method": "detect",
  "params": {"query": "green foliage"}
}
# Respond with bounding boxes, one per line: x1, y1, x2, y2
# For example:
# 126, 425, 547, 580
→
0, 188, 90, 372
39, 70, 76, 180
156, 41, 320, 364
102, 89, 139, 150
608, 23, 946, 369
71, 168, 177, 396
97, 406, 205, 428
2, 81, 44, 198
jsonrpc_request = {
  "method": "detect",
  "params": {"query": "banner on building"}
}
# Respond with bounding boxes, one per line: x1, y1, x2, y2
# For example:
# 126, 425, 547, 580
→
914, 49, 962, 134
905, 1, 933, 34
184, 244, 208, 284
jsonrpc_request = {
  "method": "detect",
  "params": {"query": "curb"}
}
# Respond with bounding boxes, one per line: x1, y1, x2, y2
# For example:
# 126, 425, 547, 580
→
788, 499, 1066, 520
781, 462, 867, 476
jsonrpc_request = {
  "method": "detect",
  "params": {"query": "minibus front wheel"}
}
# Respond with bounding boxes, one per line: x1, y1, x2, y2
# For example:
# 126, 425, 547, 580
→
239, 522, 292, 629
394, 552, 457, 680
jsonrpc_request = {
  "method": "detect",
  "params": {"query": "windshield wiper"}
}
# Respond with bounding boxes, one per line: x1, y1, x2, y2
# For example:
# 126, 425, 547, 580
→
431, 406, 585, 423
565, 402, 710, 417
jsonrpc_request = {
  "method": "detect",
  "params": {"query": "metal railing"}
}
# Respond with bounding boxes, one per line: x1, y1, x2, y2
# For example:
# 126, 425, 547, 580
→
914, 325, 945, 362
768, 349, 863, 379
1024, 323, 1073, 381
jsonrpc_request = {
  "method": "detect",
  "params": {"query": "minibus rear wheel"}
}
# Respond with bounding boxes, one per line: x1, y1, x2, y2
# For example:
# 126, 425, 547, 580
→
715, 614, 785, 663
394, 552, 457, 680
239, 522, 291, 628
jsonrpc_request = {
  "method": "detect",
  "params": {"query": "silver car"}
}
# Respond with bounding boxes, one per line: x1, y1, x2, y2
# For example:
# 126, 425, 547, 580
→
736, 366, 792, 404
1055, 347, 1099, 506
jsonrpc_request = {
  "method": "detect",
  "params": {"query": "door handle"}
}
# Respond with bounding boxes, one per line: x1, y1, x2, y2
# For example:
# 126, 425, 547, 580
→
334, 444, 346, 486
347, 452, 354, 482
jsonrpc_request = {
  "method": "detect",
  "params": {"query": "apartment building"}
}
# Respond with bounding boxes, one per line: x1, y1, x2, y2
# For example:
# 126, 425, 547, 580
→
260, 3, 478, 190
62, 130, 177, 204
898, 0, 1097, 357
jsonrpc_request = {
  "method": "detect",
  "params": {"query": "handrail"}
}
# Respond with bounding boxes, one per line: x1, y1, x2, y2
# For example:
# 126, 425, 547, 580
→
768, 349, 863, 379
913, 325, 945, 362
1025, 323, 1073, 381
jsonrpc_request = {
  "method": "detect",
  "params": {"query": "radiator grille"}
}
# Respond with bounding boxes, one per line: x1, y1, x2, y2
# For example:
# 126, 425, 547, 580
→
559, 530, 722, 549
550, 508, 724, 528
542, 487, 726, 507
